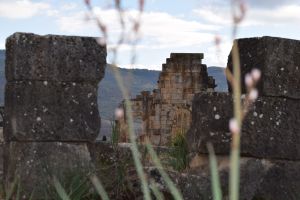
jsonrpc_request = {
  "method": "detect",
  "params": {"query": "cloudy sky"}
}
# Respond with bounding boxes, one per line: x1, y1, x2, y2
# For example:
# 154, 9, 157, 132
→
1, 0, 300, 70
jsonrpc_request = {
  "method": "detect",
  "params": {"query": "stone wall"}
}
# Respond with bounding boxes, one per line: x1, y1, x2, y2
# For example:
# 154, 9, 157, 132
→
186, 36, 300, 199
3, 32, 106, 198
118, 53, 216, 145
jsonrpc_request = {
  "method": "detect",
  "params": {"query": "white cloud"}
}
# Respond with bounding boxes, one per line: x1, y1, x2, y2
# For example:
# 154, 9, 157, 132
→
56, 8, 219, 50
193, 7, 231, 26
193, 4, 300, 28
61, 2, 78, 11
0, 0, 50, 19
0, 42, 5, 49
205, 37, 233, 67
119, 64, 159, 70
246, 5, 300, 26
53, 7, 226, 69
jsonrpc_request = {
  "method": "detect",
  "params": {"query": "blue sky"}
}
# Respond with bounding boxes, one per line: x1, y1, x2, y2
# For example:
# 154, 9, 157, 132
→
1, 0, 300, 70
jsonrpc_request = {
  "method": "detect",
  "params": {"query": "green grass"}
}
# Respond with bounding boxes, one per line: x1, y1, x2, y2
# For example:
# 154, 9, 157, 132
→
168, 131, 189, 172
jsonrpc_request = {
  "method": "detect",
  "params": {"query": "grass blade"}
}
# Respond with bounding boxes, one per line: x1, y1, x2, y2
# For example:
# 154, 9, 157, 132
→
146, 142, 183, 200
53, 176, 71, 200
207, 143, 222, 200
5, 176, 19, 200
90, 175, 109, 200
150, 181, 165, 200
112, 65, 152, 200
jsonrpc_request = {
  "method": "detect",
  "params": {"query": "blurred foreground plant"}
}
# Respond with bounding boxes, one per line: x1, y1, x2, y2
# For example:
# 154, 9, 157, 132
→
209, 1, 261, 200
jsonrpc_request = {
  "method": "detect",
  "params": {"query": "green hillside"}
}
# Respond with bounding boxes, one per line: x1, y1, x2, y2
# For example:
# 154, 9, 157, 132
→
98, 65, 160, 120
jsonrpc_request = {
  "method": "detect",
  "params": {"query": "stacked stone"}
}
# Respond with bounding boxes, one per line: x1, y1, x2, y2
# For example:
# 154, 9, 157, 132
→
4, 33, 106, 198
156, 53, 215, 144
187, 36, 300, 199
118, 53, 216, 145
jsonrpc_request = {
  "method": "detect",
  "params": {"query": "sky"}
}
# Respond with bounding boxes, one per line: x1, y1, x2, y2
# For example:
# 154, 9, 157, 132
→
1, 0, 300, 70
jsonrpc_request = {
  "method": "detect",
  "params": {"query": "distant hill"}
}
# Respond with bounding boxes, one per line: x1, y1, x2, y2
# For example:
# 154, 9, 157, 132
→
99, 65, 160, 120
0, 50, 227, 137
207, 66, 228, 92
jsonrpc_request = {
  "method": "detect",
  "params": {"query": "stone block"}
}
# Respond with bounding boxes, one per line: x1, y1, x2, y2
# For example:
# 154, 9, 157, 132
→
5, 32, 106, 82
227, 36, 300, 99
160, 156, 300, 200
187, 92, 300, 160
4, 81, 100, 141
4, 142, 93, 199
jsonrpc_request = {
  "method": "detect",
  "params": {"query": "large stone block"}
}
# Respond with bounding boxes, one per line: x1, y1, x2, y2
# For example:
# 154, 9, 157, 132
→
5, 32, 106, 82
227, 36, 300, 99
4, 81, 100, 141
163, 156, 300, 200
4, 142, 93, 199
187, 92, 300, 160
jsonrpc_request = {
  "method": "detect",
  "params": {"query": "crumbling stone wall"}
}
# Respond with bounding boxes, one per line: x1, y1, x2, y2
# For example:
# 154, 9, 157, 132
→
4, 32, 106, 198
187, 36, 300, 199
118, 53, 216, 145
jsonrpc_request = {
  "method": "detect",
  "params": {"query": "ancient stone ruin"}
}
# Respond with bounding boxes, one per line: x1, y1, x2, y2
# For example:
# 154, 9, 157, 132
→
3, 32, 106, 198
117, 53, 216, 145
186, 36, 300, 199
1, 32, 299, 200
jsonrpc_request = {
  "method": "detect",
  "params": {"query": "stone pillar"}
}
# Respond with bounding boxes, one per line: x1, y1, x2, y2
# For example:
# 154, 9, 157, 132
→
4, 33, 106, 198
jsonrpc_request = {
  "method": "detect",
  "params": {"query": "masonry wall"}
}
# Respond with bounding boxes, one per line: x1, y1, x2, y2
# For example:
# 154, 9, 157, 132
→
4, 32, 106, 198
118, 53, 216, 145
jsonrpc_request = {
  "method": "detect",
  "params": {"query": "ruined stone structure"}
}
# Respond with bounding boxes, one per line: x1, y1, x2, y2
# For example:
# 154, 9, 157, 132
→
4, 33, 106, 198
118, 53, 216, 145
1, 33, 299, 199
186, 36, 300, 199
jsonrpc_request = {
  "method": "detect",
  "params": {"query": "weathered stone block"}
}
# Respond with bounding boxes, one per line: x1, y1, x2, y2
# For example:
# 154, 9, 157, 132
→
4, 142, 93, 199
4, 81, 100, 141
227, 36, 300, 99
5, 32, 106, 82
164, 156, 300, 200
187, 92, 300, 160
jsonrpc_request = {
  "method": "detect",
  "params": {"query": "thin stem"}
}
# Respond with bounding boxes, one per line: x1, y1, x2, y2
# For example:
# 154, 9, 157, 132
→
112, 65, 152, 200
229, 40, 242, 200
146, 142, 183, 200
207, 143, 222, 200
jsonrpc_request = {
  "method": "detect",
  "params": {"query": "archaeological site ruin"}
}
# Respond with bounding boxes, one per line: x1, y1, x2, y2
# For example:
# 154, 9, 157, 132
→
0, 32, 299, 199
117, 53, 216, 145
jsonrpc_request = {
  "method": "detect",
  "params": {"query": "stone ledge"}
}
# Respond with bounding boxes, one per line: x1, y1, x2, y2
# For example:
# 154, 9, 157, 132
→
227, 36, 300, 99
5, 32, 106, 82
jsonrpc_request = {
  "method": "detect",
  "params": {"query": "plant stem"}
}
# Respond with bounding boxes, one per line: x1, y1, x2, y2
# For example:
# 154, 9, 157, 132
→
112, 66, 152, 200
207, 143, 222, 200
229, 40, 242, 200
